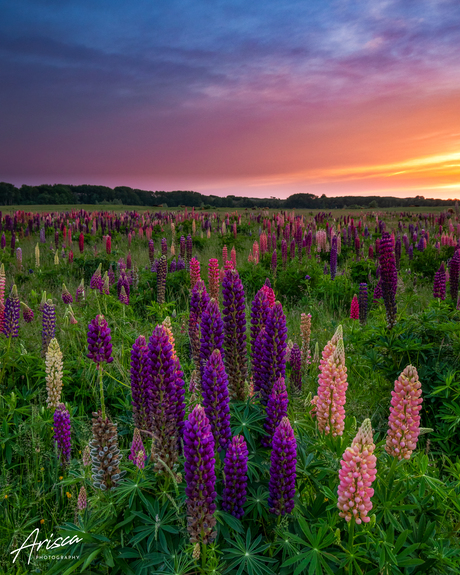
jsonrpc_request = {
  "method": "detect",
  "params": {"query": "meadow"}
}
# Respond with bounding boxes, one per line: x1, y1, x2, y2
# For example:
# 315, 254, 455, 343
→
0, 206, 459, 574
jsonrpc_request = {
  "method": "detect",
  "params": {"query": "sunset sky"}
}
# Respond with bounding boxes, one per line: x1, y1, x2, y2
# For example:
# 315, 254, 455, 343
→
1, 0, 460, 199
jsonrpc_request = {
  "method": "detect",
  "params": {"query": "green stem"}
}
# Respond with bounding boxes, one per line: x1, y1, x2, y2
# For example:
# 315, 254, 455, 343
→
98, 365, 106, 419
348, 518, 355, 547
0, 335, 12, 385
201, 542, 207, 571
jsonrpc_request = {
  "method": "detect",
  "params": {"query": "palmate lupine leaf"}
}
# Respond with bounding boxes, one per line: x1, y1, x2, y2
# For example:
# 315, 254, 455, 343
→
245, 486, 270, 520
223, 528, 277, 575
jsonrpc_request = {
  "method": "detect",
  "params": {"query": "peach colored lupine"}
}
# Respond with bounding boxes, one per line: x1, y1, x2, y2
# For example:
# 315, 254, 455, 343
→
252, 241, 259, 264
222, 245, 228, 263
337, 418, 377, 524
385, 365, 423, 460
190, 257, 201, 290
208, 259, 220, 301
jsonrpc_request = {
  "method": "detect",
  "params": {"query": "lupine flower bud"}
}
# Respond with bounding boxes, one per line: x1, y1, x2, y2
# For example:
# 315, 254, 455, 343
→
78, 232, 84, 253
87, 314, 114, 365
208, 259, 220, 301
61, 283, 73, 304
268, 417, 296, 516
359, 283, 368, 325
157, 255, 167, 304
82, 445, 91, 466
90, 410, 125, 491
102, 273, 110, 295
77, 486, 87, 510
337, 418, 377, 524
222, 435, 248, 519
148, 239, 155, 265
90, 264, 103, 291
350, 295, 359, 320
117, 271, 130, 301
262, 377, 288, 448
21, 302, 34, 323
385, 365, 423, 460
379, 232, 398, 328
129, 428, 146, 467
2, 285, 20, 338
184, 405, 217, 544
54, 403, 71, 464
200, 298, 224, 380
46, 338, 64, 410
42, 299, 56, 353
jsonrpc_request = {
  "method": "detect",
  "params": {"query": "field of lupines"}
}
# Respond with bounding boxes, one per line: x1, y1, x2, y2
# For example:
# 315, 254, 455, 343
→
1, 206, 460, 575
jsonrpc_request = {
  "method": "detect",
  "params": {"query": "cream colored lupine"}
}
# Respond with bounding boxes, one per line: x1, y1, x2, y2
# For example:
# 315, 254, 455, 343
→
192, 220, 196, 235
35, 243, 40, 268
46, 338, 64, 410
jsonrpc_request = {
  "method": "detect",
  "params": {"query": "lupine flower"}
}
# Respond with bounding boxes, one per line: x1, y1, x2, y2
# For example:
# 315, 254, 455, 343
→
262, 377, 288, 448
46, 338, 64, 410
300, 313, 312, 372
311, 329, 347, 436
157, 255, 167, 304
117, 271, 130, 300
0, 233, 5, 249
130, 336, 151, 432
199, 298, 224, 380
373, 279, 383, 302
189, 280, 211, 373
261, 283, 275, 307
21, 302, 34, 323
385, 365, 423, 460
330, 235, 338, 279
184, 405, 217, 544
77, 486, 87, 511
68, 250, 74, 264
90, 264, 103, 291
102, 273, 110, 295
253, 301, 287, 406
129, 428, 147, 467
87, 314, 113, 365
449, 249, 460, 301
54, 403, 71, 464
2, 285, 20, 338
108, 265, 116, 286
82, 445, 91, 466
222, 269, 247, 400
201, 349, 231, 451
379, 232, 398, 328
179, 236, 185, 258
148, 239, 155, 265
222, 435, 248, 519
76, 279, 85, 303
42, 299, 56, 353
290, 344, 302, 390
350, 295, 359, 320
268, 417, 296, 516
90, 410, 125, 491
127, 251, 132, 270
359, 283, 368, 324
433, 263, 446, 300
190, 257, 201, 289
78, 232, 84, 253
281, 239, 288, 269
208, 259, 220, 301
106, 235, 111, 254
250, 289, 270, 373
61, 283, 73, 304
337, 418, 377, 524
16, 247, 22, 269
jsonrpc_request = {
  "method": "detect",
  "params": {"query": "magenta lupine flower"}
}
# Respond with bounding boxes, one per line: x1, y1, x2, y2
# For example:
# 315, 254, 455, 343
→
130, 335, 151, 432
222, 269, 247, 400
129, 428, 146, 467
190, 257, 201, 289
148, 325, 182, 470
199, 298, 224, 380
42, 300, 56, 353
201, 349, 231, 451
61, 283, 73, 304
379, 232, 398, 328
433, 263, 446, 300
359, 283, 368, 324
21, 302, 34, 323
106, 235, 111, 255
290, 344, 302, 390
119, 285, 129, 305
268, 417, 296, 516
253, 302, 287, 406
350, 295, 359, 320
222, 435, 248, 519
337, 418, 377, 524
311, 335, 348, 437
330, 236, 338, 280
208, 259, 220, 301
262, 377, 288, 448
77, 486, 87, 511
449, 249, 460, 301
184, 405, 217, 544
87, 314, 114, 365
385, 365, 423, 460
157, 255, 167, 304
54, 403, 71, 464
261, 282, 275, 308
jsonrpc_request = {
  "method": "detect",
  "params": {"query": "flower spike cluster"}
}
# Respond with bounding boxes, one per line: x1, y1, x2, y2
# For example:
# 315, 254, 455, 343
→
222, 435, 248, 519
46, 338, 64, 410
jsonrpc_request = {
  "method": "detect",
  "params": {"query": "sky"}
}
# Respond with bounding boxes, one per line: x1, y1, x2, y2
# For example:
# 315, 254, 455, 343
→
1, 0, 460, 199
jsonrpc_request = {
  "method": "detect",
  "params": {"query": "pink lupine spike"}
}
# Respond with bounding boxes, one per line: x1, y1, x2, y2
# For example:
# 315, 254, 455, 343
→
350, 295, 359, 320
190, 257, 201, 290
208, 259, 220, 301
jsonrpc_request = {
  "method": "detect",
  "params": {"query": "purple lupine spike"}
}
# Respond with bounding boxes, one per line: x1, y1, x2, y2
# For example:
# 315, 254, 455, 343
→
87, 314, 114, 365
359, 283, 368, 324
222, 269, 247, 400
253, 301, 287, 406
433, 263, 446, 300
129, 428, 146, 466
199, 298, 224, 380
2, 285, 20, 338
40, 227, 45, 243
130, 335, 151, 432
373, 279, 383, 302
117, 271, 130, 300
290, 238, 295, 259
201, 349, 231, 451
177, 255, 186, 270
54, 403, 71, 464
179, 236, 185, 258
262, 377, 288, 448
90, 264, 103, 291
379, 232, 398, 329
0, 233, 5, 249
408, 244, 413, 260
161, 237, 168, 256
157, 255, 167, 304
184, 405, 217, 544
42, 299, 56, 353
189, 280, 211, 372
147, 325, 181, 471
61, 283, 73, 304
290, 344, 302, 390
250, 289, 270, 372
169, 258, 176, 272
148, 239, 155, 265
330, 236, 338, 280
449, 249, 460, 301
268, 417, 296, 516
108, 264, 116, 286
222, 435, 248, 519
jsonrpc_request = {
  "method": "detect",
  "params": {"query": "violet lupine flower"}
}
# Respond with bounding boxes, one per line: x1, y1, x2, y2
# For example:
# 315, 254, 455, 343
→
61, 283, 73, 304
281, 239, 287, 269
290, 238, 295, 259
40, 227, 46, 244
222, 269, 247, 400
179, 236, 185, 258
87, 314, 114, 365
148, 239, 155, 266
408, 244, 413, 260
170, 258, 176, 272
90, 264, 103, 291
222, 435, 248, 519
449, 249, 460, 301
157, 255, 167, 305
54, 403, 71, 464
130, 336, 151, 432
373, 279, 383, 302
253, 301, 287, 406
330, 235, 338, 280
350, 295, 359, 320
42, 299, 56, 354
337, 418, 377, 524
433, 263, 446, 300
208, 258, 220, 301
200, 298, 224, 380
379, 232, 398, 329
250, 289, 270, 370
189, 280, 211, 373
2, 285, 20, 338
290, 344, 302, 391
184, 405, 217, 544
129, 428, 147, 467
190, 257, 200, 289
177, 255, 186, 270
148, 325, 182, 471
262, 377, 289, 448
21, 303, 34, 323
201, 349, 231, 451
117, 271, 130, 300
359, 283, 368, 325
268, 417, 296, 516
162, 237, 168, 256
119, 285, 129, 305
385, 365, 423, 460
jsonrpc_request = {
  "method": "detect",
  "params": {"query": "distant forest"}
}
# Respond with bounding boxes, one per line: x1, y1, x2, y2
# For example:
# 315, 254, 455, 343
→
0, 181, 457, 210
